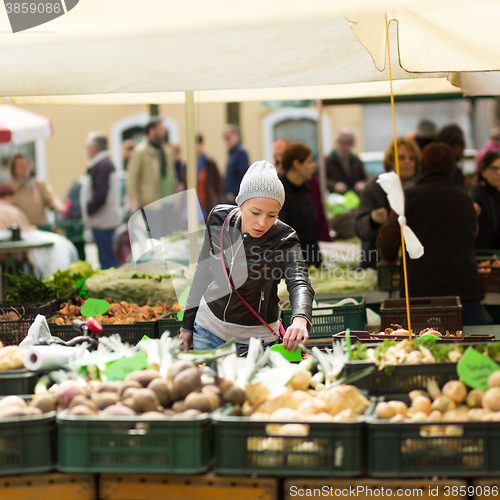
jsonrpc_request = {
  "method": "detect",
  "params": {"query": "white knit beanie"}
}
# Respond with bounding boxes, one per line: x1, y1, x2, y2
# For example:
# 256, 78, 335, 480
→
235, 160, 285, 208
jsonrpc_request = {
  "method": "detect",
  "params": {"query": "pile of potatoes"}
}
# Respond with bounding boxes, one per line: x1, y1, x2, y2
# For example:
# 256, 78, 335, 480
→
0, 361, 246, 420
241, 365, 370, 422
375, 371, 500, 423
0, 395, 54, 418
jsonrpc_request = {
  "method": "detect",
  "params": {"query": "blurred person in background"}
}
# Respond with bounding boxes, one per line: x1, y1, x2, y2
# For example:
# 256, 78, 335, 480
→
0, 182, 33, 232
414, 119, 436, 152
126, 117, 177, 213
355, 137, 420, 269
326, 128, 367, 195
10, 154, 64, 226
80, 132, 120, 269
435, 123, 466, 189
122, 139, 136, 171
476, 128, 500, 172
274, 138, 329, 242
377, 143, 483, 326
195, 133, 223, 218
279, 142, 322, 267
273, 138, 289, 175
222, 124, 249, 204
470, 149, 500, 250
171, 143, 187, 191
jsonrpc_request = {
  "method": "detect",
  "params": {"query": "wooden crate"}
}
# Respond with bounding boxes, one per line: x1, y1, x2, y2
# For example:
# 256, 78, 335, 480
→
0, 473, 95, 500
472, 479, 500, 500
99, 473, 278, 500
284, 479, 468, 500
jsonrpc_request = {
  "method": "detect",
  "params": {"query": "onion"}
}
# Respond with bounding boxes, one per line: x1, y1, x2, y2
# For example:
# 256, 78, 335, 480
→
442, 381, 467, 404
375, 402, 396, 419
482, 387, 500, 412
411, 395, 432, 415
488, 371, 500, 388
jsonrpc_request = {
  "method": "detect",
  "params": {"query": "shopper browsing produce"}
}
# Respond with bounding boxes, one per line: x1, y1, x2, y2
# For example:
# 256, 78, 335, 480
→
376, 143, 483, 325
180, 160, 314, 352
470, 149, 500, 250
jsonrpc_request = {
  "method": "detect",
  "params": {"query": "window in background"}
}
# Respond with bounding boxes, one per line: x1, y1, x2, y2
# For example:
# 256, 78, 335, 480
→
274, 118, 318, 160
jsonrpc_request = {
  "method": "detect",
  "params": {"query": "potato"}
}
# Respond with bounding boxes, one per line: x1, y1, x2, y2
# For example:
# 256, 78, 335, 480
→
125, 369, 161, 388
0, 395, 27, 410
148, 378, 171, 408
117, 380, 142, 399
173, 369, 202, 399
130, 389, 160, 413
91, 392, 119, 410
69, 405, 98, 416
185, 392, 212, 413
31, 395, 56, 413
101, 404, 136, 416
222, 385, 246, 406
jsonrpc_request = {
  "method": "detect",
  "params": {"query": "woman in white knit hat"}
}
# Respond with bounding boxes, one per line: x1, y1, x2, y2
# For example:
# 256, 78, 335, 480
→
180, 160, 314, 351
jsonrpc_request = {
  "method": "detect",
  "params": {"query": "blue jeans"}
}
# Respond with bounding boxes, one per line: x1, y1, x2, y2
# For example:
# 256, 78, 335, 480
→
93, 228, 118, 269
193, 322, 278, 350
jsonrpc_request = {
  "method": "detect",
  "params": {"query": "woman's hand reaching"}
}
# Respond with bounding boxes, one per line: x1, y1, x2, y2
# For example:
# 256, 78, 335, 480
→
282, 316, 309, 351
179, 330, 193, 352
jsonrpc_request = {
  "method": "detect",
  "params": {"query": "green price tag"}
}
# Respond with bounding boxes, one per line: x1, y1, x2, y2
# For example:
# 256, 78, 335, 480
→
106, 351, 150, 381
270, 343, 302, 362
75, 278, 88, 299
80, 298, 110, 317
420, 333, 441, 340
176, 286, 190, 321
457, 346, 500, 391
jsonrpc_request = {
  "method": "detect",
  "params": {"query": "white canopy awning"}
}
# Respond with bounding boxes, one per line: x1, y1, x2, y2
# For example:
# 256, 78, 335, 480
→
0, 0, 454, 99
0, 105, 52, 144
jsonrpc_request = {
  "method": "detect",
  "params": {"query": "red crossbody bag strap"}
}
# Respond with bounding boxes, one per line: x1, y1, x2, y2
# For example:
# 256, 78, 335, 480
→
220, 209, 284, 337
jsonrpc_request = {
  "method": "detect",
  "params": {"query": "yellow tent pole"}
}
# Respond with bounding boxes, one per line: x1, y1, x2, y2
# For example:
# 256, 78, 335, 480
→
385, 12, 412, 339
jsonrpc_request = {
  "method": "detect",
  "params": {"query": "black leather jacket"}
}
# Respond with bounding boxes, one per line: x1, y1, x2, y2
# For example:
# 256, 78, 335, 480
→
182, 204, 314, 332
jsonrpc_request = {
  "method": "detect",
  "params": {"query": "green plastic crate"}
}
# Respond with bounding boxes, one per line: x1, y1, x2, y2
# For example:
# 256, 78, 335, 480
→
344, 361, 458, 395
157, 317, 182, 337
0, 299, 58, 318
377, 263, 400, 292
213, 414, 365, 476
57, 413, 213, 473
367, 418, 500, 477
282, 296, 366, 338
49, 320, 157, 344
0, 412, 56, 475
0, 369, 39, 395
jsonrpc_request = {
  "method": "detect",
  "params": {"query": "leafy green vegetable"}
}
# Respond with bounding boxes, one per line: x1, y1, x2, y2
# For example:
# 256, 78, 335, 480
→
4, 272, 58, 304
44, 260, 96, 296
